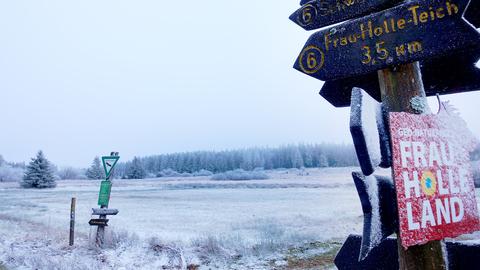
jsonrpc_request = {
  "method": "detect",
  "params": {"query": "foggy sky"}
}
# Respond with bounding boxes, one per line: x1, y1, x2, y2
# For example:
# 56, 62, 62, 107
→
1, 1, 479, 167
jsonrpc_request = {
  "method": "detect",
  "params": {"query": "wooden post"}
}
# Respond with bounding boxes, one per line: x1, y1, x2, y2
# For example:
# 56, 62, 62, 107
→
96, 153, 115, 247
69, 197, 76, 246
378, 62, 446, 270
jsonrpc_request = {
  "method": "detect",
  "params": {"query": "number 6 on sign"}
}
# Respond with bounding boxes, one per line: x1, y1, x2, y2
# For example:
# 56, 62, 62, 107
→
298, 46, 324, 74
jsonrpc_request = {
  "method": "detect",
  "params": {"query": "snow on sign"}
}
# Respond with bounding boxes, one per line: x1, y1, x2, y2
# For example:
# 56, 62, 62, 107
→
102, 156, 119, 179
389, 104, 480, 248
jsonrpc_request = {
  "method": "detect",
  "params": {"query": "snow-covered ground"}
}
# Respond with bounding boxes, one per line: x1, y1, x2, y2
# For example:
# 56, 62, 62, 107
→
0, 167, 479, 269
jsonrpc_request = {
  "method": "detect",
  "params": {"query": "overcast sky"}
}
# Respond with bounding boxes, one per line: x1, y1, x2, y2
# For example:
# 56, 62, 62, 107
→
0, 1, 479, 167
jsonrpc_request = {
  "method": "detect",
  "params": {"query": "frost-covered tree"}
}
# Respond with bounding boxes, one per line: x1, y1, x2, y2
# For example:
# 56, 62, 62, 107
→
21, 151, 56, 188
125, 157, 146, 179
86, 156, 104, 180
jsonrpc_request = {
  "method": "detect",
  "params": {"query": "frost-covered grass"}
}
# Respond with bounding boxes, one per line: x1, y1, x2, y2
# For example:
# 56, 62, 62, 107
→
0, 167, 478, 269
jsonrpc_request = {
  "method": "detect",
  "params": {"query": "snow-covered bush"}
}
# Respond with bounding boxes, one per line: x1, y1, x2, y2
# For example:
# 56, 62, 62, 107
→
57, 167, 85, 180
211, 169, 269, 181
156, 169, 180, 177
156, 169, 192, 178
193, 169, 213, 177
0, 165, 24, 182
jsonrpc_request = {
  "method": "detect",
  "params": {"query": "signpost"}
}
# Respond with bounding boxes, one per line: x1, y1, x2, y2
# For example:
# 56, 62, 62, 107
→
92, 208, 119, 216
350, 88, 391, 175
290, 0, 480, 268
293, 0, 479, 81
352, 172, 397, 260
90, 152, 120, 247
291, 0, 400, 31
389, 106, 480, 248
320, 45, 480, 107
89, 219, 109, 227
102, 155, 119, 180
97, 181, 112, 207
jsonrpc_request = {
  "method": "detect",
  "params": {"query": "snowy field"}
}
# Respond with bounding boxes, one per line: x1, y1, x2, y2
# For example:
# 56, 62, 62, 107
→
1, 167, 479, 270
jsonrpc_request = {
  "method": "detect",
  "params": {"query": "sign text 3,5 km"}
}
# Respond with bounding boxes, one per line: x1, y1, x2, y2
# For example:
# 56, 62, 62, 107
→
294, 0, 479, 81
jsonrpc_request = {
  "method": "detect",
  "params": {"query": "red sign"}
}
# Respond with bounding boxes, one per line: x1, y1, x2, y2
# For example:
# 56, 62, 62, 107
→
390, 105, 480, 248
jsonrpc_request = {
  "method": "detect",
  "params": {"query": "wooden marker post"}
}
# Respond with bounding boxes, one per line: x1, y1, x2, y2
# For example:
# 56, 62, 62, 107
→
378, 62, 446, 270
93, 152, 120, 247
69, 197, 76, 246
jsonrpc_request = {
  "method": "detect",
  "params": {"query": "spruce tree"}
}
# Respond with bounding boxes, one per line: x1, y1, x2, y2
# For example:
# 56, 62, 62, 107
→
86, 156, 105, 180
21, 151, 56, 188
126, 157, 146, 179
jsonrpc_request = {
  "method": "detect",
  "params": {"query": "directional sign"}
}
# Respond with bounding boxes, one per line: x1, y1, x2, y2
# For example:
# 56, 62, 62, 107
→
335, 235, 480, 270
89, 218, 109, 226
294, 0, 480, 81
389, 105, 480, 248
291, 0, 400, 31
352, 172, 397, 260
465, 0, 479, 27
350, 88, 391, 175
92, 208, 119, 216
97, 180, 112, 207
320, 44, 480, 107
102, 155, 119, 179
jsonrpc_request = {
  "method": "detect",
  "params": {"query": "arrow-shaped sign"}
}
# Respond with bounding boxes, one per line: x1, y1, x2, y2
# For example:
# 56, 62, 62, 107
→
89, 218, 109, 226
350, 88, 391, 175
352, 172, 397, 261
294, 0, 479, 81
291, 0, 401, 31
320, 44, 480, 107
92, 208, 119, 216
465, 0, 479, 27
102, 155, 120, 179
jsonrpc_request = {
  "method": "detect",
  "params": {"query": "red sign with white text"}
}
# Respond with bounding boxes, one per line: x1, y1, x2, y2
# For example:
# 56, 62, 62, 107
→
390, 106, 480, 248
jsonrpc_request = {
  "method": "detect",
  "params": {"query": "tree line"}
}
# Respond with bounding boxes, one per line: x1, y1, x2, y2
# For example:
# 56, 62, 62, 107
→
114, 144, 359, 179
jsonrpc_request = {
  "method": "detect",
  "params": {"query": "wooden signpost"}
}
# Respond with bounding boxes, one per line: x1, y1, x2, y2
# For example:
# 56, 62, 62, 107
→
293, 0, 479, 80
291, 0, 400, 31
89, 152, 120, 247
290, 0, 480, 269
320, 44, 480, 107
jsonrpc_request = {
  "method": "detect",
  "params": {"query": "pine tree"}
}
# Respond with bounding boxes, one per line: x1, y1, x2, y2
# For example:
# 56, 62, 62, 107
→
86, 156, 104, 180
21, 151, 56, 188
126, 157, 146, 179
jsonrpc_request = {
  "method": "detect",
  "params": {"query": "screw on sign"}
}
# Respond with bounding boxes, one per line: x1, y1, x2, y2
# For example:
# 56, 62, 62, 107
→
293, 0, 479, 81
389, 103, 480, 248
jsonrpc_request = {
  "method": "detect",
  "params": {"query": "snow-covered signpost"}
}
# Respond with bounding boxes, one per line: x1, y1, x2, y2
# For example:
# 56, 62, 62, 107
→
290, 0, 480, 269
90, 152, 120, 247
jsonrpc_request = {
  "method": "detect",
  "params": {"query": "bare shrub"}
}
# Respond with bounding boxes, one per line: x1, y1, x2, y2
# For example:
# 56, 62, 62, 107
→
148, 237, 186, 269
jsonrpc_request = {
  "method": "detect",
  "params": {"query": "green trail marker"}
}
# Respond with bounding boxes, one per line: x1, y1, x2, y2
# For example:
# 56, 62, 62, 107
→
97, 180, 112, 207
102, 155, 119, 179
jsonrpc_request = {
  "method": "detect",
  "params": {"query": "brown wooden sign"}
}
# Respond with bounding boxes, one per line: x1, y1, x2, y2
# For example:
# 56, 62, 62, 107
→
89, 218, 109, 227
